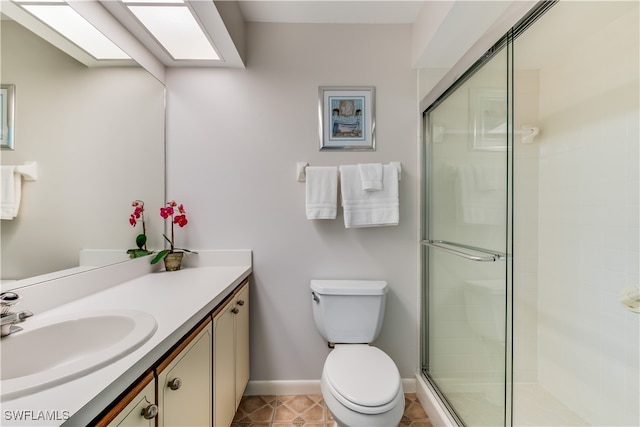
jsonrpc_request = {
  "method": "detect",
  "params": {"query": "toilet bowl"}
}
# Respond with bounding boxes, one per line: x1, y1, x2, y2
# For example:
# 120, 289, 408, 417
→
321, 344, 404, 427
310, 280, 404, 427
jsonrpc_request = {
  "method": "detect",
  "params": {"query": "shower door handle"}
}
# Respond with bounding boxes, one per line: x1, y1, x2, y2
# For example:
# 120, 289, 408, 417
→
420, 240, 505, 262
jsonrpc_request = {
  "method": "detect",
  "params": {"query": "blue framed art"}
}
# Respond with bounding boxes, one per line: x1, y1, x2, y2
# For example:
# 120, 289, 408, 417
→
318, 86, 375, 151
1, 84, 16, 150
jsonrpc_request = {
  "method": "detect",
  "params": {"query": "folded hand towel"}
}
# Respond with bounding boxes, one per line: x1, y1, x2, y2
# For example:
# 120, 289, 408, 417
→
306, 166, 338, 220
0, 166, 20, 220
358, 163, 383, 191
340, 164, 399, 228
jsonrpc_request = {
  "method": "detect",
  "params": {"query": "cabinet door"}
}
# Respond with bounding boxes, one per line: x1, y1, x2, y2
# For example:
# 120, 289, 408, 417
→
157, 320, 212, 427
234, 283, 250, 408
213, 302, 236, 427
104, 373, 156, 427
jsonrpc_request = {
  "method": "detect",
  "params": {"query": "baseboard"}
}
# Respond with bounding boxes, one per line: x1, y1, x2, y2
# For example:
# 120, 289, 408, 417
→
403, 378, 416, 393
245, 380, 321, 396
245, 378, 417, 396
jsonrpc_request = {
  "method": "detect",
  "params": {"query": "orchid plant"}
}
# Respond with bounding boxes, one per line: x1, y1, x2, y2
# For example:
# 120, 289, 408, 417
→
150, 200, 197, 264
127, 200, 152, 259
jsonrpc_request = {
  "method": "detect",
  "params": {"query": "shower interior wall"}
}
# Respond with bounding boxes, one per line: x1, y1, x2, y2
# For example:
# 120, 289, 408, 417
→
513, 2, 639, 425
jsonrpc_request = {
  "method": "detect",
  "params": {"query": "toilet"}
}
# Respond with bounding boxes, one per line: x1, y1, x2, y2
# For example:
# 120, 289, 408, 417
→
310, 280, 404, 427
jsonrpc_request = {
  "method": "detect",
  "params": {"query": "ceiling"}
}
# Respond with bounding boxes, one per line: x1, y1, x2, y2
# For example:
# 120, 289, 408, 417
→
2, 0, 429, 71
100, 0, 429, 68
236, 1, 427, 24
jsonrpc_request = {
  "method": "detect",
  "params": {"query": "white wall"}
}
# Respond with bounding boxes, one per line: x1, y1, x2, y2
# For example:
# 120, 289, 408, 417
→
512, 70, 540, 384
0, 21, 165, 280
533, 3, 639, 425
166, 23, 419, 382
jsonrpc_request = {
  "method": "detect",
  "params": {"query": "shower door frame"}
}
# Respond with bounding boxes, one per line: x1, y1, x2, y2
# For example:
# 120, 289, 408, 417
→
420, 38, 513, 419
419, 2, 558, 426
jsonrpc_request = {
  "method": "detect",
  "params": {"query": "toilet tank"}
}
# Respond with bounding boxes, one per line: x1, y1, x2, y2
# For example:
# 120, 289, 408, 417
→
310, 280, 388, 343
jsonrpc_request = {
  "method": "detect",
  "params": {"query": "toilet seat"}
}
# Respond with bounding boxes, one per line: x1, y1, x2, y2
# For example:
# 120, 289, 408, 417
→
323, 345, 401, 415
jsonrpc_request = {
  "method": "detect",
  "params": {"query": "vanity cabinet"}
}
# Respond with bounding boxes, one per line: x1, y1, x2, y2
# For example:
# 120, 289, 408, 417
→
234, 283, 250, 407
100, 372, 157, 427
97, 319, 212, 427
213, 281, 250, 427
157, 318, 212, 427
93, 278, 249, 427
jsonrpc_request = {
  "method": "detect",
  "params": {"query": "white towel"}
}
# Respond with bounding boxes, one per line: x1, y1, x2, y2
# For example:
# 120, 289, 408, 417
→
0, 166, 20, 220
340, 164, 399, 228
456, 165, 504, 225
358, 163, 383, 191
474, 165, 504, 191
305, 166, 338, 219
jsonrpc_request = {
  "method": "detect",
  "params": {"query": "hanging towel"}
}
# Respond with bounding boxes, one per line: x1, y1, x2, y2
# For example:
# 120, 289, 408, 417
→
455, 165, 504, 225
340, 164, 399, 228
305, 166, 338, 219
0, 166, 20, 220
473, 165, 504, 191
358, 163, 383, 191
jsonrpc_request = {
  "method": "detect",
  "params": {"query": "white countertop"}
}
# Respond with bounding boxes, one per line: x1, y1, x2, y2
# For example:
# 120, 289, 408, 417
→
0, 250, 252, 426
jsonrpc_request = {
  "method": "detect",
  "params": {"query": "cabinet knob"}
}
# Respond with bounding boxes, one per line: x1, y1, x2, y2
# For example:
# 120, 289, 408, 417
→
141, 403, 158, 420
231, 307, 240, 314
236, 299, 245, 306
168, 377, 182, 390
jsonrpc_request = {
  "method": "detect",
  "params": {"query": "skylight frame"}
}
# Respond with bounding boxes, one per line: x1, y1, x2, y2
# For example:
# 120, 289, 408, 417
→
121, 0, 221, 61
12, 0, 131, 61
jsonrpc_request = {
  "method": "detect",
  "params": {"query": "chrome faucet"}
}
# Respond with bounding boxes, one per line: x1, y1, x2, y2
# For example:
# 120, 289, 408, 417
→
1, 292, 33, 337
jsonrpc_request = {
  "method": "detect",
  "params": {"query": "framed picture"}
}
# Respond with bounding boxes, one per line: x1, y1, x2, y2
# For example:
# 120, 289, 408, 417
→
1, 84, 16, 150
469, 88, 507, 151
318, 86, 375, 151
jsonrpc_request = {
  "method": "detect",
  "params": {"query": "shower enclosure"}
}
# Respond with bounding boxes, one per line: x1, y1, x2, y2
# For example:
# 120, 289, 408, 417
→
421, 2, 639, 426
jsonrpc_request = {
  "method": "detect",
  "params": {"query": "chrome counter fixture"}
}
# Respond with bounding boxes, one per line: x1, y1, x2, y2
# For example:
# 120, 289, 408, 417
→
1, 292, 33, 337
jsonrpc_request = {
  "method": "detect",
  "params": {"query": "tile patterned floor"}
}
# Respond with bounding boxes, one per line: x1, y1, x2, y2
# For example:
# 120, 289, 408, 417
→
231, 393, 432, 427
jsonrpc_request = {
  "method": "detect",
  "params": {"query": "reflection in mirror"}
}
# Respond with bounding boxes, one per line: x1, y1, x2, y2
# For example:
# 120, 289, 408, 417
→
1, 16, 165, 284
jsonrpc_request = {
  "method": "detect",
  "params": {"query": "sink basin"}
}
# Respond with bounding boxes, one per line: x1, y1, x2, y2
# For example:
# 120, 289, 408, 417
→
1, 309, 157, 400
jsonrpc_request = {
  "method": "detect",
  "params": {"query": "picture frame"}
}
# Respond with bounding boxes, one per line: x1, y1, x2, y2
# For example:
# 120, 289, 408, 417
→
469, 88, 507, 151
318, 86, 375, 151
1, 84, 16, 150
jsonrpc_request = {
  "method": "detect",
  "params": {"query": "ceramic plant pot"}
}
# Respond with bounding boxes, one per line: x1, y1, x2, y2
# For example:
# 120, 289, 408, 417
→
163, 252, 184, 271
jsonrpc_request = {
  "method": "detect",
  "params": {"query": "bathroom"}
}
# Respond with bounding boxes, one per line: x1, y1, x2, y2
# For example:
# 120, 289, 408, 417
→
1, 1, 638, 426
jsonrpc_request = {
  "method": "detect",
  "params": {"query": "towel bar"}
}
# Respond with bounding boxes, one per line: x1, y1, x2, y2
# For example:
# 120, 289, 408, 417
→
14, 161, 38, 181
297, 161, 401, 182
420, 240, 506, 262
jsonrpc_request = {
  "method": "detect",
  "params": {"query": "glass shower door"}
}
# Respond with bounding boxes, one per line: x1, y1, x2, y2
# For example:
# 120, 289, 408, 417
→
422, 46, 512, 426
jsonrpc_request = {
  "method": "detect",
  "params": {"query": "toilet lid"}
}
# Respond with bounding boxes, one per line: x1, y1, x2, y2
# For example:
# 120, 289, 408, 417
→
324, 345, 401, 413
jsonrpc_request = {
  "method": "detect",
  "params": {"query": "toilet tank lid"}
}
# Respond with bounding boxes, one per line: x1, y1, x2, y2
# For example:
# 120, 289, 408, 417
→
310, 280, 388, 296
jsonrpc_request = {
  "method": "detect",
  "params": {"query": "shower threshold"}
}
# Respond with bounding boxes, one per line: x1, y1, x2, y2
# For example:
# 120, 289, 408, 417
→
440, 379, 589, 426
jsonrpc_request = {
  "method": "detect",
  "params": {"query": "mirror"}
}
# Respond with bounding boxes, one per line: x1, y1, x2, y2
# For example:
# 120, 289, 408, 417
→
1, 15, 165, 284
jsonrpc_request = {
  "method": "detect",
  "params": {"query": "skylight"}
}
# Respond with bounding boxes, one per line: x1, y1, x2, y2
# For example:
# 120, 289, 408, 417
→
14, 1, 131, 60
123, 0, 220, 61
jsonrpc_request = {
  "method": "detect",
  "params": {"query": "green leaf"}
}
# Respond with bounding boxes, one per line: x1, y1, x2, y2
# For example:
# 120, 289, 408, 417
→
150, 249, 171, 264
136, 234, 147, 249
